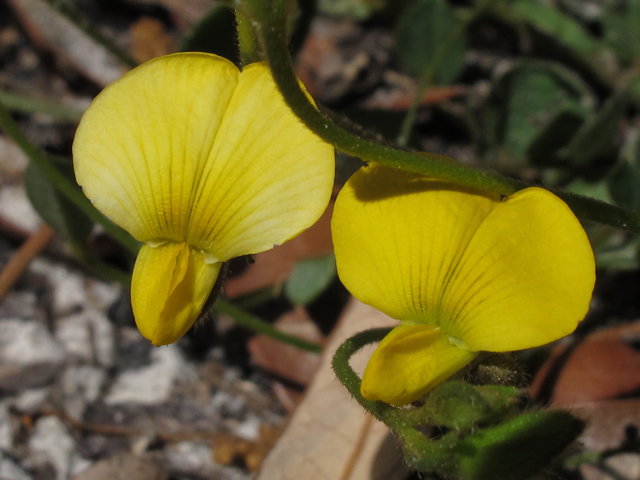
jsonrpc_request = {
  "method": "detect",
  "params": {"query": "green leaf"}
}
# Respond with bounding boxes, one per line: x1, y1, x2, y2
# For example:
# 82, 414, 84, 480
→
608, 127, 640, 210
24, 157, 93, 247
455, 410, 584, 480
285, 253, 336, 305
595, 237, 640, 270
484, 61, 594, 167
180, 6, 239, 64
318, 0, 385, 19
566, 179, 614, 204
426, 382, 519, 431
603, 0, 640, 66
396, 0, 466, 85
558, 90, 629, 167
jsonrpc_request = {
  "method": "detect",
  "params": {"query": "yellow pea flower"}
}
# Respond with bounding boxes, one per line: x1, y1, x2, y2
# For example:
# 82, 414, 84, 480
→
73, 53, 334, 346
332, 164, 595, 406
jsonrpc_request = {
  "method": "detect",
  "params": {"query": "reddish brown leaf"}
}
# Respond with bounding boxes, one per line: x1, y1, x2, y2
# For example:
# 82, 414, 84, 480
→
531, 323, 640, 405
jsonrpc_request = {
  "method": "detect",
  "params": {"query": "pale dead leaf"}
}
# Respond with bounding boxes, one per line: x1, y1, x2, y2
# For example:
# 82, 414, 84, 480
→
256, 300, 409, 480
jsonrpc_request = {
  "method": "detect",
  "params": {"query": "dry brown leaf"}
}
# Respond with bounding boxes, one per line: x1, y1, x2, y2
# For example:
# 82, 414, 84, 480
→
130, 17, 176, 63
256, 300, 409, 480
7, 0, 125, 87
248, 307, 325, 386
531, 323, 640, 405
225, 202, 334, 298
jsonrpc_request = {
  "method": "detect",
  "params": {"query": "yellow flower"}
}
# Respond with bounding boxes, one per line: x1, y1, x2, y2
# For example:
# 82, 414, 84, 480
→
332, 164, 595, 405
73, 53, 334, 346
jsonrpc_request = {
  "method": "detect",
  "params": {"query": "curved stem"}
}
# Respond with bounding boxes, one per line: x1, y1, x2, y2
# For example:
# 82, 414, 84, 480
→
216, 300, 322, 353
331, 327, 393, 420
257, 0, 640, 234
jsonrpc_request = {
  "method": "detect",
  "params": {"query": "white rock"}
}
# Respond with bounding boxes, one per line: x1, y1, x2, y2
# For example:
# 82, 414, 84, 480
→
233, 414, 261, 441
55, 314, 92, 362
0, 319, 65, 390
0, 319, 65, 364
0, 456, 32, 480
86, 279, 121, 312
0, 185, 40, 233
0, 401, 13, 450
56, 309, 115, 367
0, 135, 29, 181
69, 453, 92, 477
28, 416, 75, 480
29, 259, 87, 316
13, 388, 50, 411
0, 291, 39, 319
105, 345, 196, 405
61, 366, 106, 419
164, 441, 218, 477
88, 311, 115, 368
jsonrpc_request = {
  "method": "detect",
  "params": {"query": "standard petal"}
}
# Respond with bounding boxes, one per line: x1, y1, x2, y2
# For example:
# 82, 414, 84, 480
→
439, 187, 595, 352
332, 164, 499, 323
185, 62, 335, 260
73, 53, 240, 243
361, 324, 478, 405
131, 242, 222, 346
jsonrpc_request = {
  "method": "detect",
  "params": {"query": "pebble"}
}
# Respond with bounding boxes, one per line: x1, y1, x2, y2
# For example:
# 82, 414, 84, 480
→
28, 416, 75, 480
0, 401, 13, 449
13, 388, 50, 412
61, 366, 106, 419
0, 185, 40, 233
55, 309, 115, 367
0, 319, 65, 391
85, 280, 121, 312
105, 345, 196, 406
29, 259, 87, 316
0, 136, 29, 182
0, 454, 32, 480
163, 441, 219, 478
0, 291, 39, 319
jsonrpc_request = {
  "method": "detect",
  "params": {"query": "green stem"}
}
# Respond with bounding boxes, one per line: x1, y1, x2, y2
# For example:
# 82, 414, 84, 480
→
256, 0, 640, 234
39, 0, 137, 68
0, 101, 141, 252
236, 10, 262, 66
398, 0, 494, 146
0, 91, 85, 122
215, 300, 322, 353
258, 5, 516, 195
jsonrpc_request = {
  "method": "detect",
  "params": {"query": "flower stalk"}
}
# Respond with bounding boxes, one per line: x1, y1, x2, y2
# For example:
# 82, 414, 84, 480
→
253, 0, 640, 234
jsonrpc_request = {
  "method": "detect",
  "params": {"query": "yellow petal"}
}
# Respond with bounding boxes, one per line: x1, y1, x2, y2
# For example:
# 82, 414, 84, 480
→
440, 187, 595, 351
333, 165, 594, 353
73, 53, 240, 244
361, 324, 478, 405
185, 62, 334, 260
131, 242, 221, 346
332, 164, 499, 323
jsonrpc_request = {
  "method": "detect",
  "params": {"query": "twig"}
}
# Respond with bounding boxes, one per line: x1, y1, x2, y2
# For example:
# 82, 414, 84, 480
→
0, 223, 55, 302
